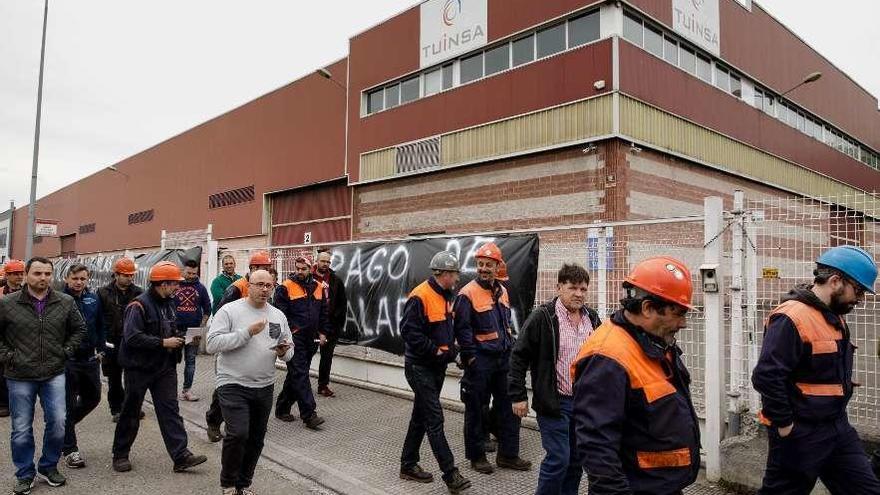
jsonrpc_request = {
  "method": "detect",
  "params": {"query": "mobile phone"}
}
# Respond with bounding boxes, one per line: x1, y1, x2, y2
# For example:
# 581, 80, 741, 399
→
268, 342, 290, 351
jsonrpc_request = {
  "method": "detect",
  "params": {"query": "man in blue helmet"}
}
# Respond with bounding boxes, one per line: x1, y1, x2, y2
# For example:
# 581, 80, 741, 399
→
752, 245, 880, 494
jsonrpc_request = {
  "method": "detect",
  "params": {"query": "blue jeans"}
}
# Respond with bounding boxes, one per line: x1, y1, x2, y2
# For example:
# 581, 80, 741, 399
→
536, 397, 582, 495
8, 374, 66, 480
182, 343, 198, 390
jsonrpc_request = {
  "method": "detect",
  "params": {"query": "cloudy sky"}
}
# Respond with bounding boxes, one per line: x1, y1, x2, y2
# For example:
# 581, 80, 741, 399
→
0, 0, 878, 210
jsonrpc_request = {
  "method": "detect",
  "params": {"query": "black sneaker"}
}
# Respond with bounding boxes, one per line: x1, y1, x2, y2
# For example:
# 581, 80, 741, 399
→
207, 423, 224, 442
400, 464, 434, 483
443, 469, 471, 494
470, 456, 494, 474
496, 455, 532, 471
37, 467, 67, 487
173, 453, 208, 472
113, 457, 132, 472
13, 478, 34, 495
303, 413, 325, 430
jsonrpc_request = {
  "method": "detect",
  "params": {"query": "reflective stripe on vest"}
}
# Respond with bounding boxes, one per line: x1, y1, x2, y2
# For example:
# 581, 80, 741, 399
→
409, 281, 451, 323
769, 300, 845, 397
232, 278, 249, 298
570, 321, 678, 404
281, 279, 322, 301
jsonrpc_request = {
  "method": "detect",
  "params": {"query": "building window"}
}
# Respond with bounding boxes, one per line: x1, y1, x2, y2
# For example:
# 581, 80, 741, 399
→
400, 76, 420, 103
623, 12, 643, 46
696, 54, 712, 83
679, 46, 696, 74
512, 34, 535, 67
442, 63, 454, 90
568, 11, 599, 48
128, 209, 154, 225
730, 74, 742, 97
714, 65, 730, 92
537, 23, 566, 58
663, 36, 678, 65
485, 43, 510, 76
78, 223, 96, 235
367, 89, 384, 114
644, 25, 663, 58
424, 68, 442, 96
460, 52, 484, 84
384, 84, 400, 109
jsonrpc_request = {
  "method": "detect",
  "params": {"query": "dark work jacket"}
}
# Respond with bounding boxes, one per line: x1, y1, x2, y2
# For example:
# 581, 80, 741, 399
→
273, 275, 329, 341
454, 279, 514, 361
572, 311, 700, 495
118, 289, 181, 371
508, 298, 601, 418
65, 286, 106, 361
313, 267, 347, 338
752, 285, 855, 427
97, 282, 143, 347
400, 277, 457, 366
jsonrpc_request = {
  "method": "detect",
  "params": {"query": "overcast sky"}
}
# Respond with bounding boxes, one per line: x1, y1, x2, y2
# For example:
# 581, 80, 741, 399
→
0, 0, 878, 210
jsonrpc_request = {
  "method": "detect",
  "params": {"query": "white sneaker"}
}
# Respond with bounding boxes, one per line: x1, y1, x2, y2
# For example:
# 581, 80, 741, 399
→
65, 451, 85, 469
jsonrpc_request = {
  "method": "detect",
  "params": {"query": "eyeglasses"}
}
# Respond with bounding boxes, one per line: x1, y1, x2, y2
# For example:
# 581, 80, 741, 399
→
844, 277, 867, 297
249, 282, 275, 290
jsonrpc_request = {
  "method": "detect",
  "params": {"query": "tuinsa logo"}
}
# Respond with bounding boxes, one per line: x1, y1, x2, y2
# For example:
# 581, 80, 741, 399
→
443, 0, 462, 26
420, 0, 487, 68
691, 0, 705, 10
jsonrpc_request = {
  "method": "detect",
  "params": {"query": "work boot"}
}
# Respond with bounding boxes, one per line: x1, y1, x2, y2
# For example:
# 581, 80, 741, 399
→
0, 406, 10, 417
400, 464, 434, 483
317, 385, 336, 397
303, 413, 325, 430
173, 453, 208, 472
13, 478, 34, 495
112, 457, 132, 472
443, 469, 471, 494
275, 412, 297, 423
470, 456, 494, 474
207, 423, 224, 442
496, 455, 532, 471
65, 450, 86, 469
36, 468, 66, 487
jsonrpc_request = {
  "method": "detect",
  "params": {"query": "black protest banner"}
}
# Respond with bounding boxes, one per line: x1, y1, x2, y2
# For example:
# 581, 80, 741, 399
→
52, 247, 202, 291
329, 234, 539, 355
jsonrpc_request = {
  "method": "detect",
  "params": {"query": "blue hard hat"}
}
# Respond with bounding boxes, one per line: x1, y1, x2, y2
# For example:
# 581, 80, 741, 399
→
816, 245, 877, 294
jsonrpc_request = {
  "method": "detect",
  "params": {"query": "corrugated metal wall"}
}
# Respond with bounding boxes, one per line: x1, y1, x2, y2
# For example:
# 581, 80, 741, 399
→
269, 180, 351, 246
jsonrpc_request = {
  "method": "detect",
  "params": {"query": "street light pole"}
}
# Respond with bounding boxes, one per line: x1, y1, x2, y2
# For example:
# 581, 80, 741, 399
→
779, 71, 822, 98
26, 0, 49, 261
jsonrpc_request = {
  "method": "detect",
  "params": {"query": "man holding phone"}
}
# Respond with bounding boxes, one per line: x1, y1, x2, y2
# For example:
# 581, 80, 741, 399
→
207, 269, 294, 495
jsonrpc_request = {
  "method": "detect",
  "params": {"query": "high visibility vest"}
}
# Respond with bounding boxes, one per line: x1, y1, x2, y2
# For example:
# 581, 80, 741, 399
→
409, 280, 454, 354
457, 280, 512, 348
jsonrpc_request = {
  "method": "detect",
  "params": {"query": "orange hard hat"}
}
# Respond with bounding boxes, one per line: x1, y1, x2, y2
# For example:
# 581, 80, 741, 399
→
4, 259, 25, 274
496, 261, 510, 281
625, 256, 694, 310
0, 267, 5, 277
475, 242, 504, 264
113, 257, 137, 275
249, 251, 271, 267
149, 261, 184, 282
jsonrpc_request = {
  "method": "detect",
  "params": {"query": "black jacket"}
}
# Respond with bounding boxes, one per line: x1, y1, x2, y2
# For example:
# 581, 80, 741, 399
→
508, 298, 601, 417
97, 281, 144, 346
0, 288, 87, 381
118, 289, 181, 371
314, 268, 347, 338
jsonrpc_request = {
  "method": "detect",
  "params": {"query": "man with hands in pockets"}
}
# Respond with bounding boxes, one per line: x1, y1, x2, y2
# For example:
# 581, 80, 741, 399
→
207, 269, 294, 495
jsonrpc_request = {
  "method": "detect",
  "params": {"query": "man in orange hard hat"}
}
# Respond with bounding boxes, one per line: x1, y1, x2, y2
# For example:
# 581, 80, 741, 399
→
97, 257, 144, 422
112, 261, 207, 474
572, 257, 700, 494
454, 242, 531, 474
1, 259, 25, 296
205, 250, 273, 442
0, 260, 21, 418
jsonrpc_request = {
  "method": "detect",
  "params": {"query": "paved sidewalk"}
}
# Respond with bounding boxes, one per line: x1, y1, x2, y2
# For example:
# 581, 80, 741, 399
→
175, 355, 736, 495
0, 392, 333, 495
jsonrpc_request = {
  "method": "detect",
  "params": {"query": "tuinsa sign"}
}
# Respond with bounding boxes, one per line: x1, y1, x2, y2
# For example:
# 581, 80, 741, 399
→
420, 0, 487, 68
672, 0, 720, 56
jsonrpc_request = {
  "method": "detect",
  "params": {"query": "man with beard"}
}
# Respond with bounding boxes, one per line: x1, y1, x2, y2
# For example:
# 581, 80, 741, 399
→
454, 242, 531, 474
273, 256, 329, 429
313, 249, 347, 398
752, 245, 880, 493
97, 257, 144, 422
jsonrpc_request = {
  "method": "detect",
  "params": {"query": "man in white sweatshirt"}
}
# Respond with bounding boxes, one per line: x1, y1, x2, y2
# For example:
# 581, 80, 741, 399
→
207, 270, 294, 495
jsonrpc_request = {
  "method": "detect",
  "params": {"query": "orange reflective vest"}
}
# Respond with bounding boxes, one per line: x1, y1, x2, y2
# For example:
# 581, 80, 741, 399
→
231, 277, 249, 299
455, 280, 512, 356
571, 317, 700, 493
402, 280, 456, 363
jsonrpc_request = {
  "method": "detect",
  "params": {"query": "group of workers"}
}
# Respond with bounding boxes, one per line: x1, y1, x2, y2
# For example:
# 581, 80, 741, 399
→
401, 241, 880, 495
2, 239, 880, 495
